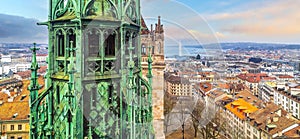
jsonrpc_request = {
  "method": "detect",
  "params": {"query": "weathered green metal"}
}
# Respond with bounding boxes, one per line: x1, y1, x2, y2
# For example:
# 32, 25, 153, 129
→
28, 43, 41, 139
29, 0, 154, 138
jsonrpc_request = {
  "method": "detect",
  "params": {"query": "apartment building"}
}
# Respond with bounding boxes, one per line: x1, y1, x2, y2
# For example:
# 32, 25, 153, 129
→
237, 73, 268, 96
0, 101, 30, 139
246, 102, 299, 139
258, 81, 276, 102
164, 73, 193, 97
224, 99, 258, 138
273, 83, 300, 119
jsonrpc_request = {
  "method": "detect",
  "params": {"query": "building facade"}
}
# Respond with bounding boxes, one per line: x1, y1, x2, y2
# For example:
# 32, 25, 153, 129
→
245, 103, 299, 139
164, 73, 192, 97
273, 84, 300, 119
224, 99, 258, 138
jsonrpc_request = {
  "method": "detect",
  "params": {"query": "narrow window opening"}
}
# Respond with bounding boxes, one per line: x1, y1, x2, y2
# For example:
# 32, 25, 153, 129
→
108, 85, 113, 104
88, 29, 100, 57
58, 32, 65, 57
56, 85, 60, 104
105, 33, 116, 57
92, 87, 97, 107
152, 46, 155, 54
68, 33, 76, 57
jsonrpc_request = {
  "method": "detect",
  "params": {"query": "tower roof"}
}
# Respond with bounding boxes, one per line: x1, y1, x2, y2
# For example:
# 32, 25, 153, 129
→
141, 16, 150, 35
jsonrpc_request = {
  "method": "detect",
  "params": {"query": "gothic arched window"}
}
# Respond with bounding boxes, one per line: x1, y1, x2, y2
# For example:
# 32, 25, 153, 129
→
132, 33, 138, 55
104, 31, 116, 57
125, 32, 131, 56
152, 46, 155, 54
141, 44, 146, 55
67, 29, 76, 57
87, 29, 100, 57
158, 42, 161, 54
57, 30, 65, 57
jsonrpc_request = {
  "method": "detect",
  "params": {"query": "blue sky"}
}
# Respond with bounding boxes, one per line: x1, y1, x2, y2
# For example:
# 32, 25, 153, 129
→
0, 0, 299, 44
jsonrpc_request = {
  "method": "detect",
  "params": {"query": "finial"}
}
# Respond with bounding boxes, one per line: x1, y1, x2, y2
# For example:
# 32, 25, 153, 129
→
30, 42, 40, 53
151, 24, 153, 32
158, 16, 161, 26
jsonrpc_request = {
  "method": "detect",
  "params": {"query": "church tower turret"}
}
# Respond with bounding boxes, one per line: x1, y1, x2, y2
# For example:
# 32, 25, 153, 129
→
29, 0, 154, 138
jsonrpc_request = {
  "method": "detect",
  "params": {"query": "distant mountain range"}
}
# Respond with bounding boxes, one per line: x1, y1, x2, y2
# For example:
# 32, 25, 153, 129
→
218, 42, 300, 50
165, 42, 300, 56
167, 42, 300, 51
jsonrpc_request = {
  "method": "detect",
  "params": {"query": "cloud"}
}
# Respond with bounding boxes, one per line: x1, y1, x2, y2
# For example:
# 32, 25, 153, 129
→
0, 14, 47, 43
206, 0, 300, 36
215, 32, 225, 38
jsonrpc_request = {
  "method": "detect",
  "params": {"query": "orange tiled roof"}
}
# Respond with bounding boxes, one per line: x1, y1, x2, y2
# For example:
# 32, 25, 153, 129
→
199, 82, 212, 93
225, 98, 258, 120
278, 75, 294, 79
261, 77, 277, 81
0, 93, 9, 102
237, 73, 269, 83
0, 101, 29, 120
235, 89, 263, 107
207, 90, 225, 99
283, 126, 300, 138
16, 71, 31, 79
19, 76, 45, 101
38, 66, 47, 74
218, 83, 230, 89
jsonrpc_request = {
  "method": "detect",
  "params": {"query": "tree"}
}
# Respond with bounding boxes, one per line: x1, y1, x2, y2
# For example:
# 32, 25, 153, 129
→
191, 100, 205, 138
164, 93, 176, 133
190, 100, 227, 139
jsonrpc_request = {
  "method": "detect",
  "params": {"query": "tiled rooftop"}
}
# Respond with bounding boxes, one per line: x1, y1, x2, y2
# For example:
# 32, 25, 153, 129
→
235, 89, 263, 108
225, 98, 258, 120
0, 101, 29, 121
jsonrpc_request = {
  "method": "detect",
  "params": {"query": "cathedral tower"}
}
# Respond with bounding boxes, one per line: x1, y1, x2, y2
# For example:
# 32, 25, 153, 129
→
141, 16, 166, 139
29, 0, 154, 138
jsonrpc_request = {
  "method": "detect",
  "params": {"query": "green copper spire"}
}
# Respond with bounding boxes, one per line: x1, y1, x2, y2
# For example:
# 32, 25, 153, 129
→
147, 45, 153, 86
28, 43, 41, 139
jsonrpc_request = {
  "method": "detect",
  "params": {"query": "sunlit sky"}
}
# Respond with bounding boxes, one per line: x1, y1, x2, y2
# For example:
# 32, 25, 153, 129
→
0, 0, 299, 44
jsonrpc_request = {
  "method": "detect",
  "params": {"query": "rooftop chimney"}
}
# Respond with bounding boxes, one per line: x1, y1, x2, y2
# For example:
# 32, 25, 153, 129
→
272, 116, 279, 122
